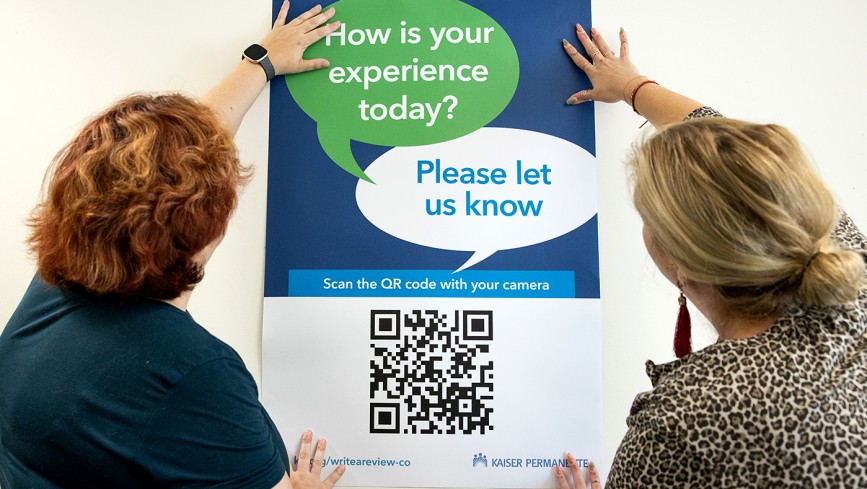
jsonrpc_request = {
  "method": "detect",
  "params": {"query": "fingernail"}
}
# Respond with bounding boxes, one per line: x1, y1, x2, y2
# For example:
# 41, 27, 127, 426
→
576, 23, 584, 32
555, 465, 562, 476
562, 38, 571, 47
590, 27, 598, 35
620, 27, 625, 34
566, 96, 578, 105
589, 460, 597, 471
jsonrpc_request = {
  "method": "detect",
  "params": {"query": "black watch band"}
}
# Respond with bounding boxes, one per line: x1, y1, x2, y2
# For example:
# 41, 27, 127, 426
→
242, 43, 276, 82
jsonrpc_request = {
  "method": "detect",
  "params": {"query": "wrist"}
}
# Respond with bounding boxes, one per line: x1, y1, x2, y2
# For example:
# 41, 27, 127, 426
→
622, 76, 650, 106
242, 43, 275, 82
629, 79, 659, 116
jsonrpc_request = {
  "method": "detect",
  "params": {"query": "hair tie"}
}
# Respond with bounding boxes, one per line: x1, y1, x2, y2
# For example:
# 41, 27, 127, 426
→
792, 251, 823, 289
804, 251, 823, 270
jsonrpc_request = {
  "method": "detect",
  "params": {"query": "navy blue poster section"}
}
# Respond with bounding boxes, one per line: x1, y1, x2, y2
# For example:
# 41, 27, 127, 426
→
264, 0, 596, 298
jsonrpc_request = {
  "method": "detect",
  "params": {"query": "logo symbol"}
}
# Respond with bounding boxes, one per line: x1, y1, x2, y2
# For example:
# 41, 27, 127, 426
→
473, 453, 488, 467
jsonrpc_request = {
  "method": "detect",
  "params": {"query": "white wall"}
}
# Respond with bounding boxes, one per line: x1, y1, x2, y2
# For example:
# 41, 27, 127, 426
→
2, 0, 865, 485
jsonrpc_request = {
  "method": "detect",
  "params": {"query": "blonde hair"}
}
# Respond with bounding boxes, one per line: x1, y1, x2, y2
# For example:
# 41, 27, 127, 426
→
630, 117, 864, 317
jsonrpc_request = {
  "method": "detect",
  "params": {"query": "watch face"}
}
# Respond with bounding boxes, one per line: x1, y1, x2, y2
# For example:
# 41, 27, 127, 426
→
244, 44, 268, 62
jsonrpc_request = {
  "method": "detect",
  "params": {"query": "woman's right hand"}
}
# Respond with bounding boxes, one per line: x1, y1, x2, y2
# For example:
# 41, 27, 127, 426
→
260, 1, 341, 76
554, 454, 602, 489
562, 25, 645, 106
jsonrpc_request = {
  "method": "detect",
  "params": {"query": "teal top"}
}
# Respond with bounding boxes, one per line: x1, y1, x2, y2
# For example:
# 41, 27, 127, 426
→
0, 275, 288, 488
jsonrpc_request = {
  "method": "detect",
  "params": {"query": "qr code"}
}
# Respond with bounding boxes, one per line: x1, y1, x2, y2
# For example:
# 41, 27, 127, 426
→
369, 309, 493, 435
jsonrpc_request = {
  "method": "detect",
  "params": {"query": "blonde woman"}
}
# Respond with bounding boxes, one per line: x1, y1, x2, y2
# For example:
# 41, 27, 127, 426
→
557, 25, 867, 488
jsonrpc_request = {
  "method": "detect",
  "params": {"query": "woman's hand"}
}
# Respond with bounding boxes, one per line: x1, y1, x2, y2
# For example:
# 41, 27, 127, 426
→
260, 1, 341, 76
562, 25, 644, 106
201, 1, 340, 134
554, 454, 602, 489
286, 429, 345, 489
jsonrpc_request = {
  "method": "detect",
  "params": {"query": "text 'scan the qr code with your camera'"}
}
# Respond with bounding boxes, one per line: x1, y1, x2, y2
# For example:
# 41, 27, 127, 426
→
369, 309, 494, 435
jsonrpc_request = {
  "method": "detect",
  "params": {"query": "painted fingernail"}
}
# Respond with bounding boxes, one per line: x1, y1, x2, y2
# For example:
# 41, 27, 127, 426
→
589, 460, 597, 472
562, 39, 571, 47
566, 96, 578, 105
620, 27, 625, 34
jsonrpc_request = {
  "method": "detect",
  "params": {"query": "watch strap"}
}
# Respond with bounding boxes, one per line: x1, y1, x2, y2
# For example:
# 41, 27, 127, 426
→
258, 55, 276, 82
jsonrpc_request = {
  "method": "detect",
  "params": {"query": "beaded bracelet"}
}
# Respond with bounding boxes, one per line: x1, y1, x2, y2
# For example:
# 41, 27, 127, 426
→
630, 79, 658, 116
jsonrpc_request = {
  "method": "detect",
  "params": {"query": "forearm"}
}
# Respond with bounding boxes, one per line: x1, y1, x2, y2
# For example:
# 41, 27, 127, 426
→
623, 76, 703, 127
200, 60, 268, 137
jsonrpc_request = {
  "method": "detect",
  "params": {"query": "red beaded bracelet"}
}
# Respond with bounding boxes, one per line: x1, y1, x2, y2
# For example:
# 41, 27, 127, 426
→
630, 79, 658, 116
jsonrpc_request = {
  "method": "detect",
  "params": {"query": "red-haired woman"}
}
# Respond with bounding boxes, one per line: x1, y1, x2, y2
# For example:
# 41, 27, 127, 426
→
0, 3, 344, 488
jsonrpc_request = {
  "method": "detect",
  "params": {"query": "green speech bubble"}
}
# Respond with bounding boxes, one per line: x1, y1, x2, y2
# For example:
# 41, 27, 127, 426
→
285, 0, 519, 182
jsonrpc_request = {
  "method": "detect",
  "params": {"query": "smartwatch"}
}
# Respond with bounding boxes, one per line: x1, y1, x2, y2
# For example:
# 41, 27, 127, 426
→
242, 43, 276, 81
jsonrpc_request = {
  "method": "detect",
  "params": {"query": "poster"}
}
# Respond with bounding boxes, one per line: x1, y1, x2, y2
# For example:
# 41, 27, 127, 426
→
262, 0, 601, 487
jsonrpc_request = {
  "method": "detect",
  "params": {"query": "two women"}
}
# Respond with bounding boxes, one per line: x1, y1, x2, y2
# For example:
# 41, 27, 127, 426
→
2, 3, 865, 488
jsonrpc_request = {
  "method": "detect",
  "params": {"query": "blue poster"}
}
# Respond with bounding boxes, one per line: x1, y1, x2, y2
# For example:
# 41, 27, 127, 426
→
262, 0, 601, 486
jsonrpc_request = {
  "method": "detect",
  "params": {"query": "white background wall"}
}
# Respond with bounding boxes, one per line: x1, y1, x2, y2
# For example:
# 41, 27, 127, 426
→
2, 1, 865, 486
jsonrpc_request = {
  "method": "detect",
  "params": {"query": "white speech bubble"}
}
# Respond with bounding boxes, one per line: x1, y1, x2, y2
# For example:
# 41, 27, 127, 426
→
356, 127, 597, 271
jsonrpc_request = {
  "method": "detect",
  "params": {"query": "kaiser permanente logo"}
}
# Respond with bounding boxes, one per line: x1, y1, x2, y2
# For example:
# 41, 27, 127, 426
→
473, 453, 583, 469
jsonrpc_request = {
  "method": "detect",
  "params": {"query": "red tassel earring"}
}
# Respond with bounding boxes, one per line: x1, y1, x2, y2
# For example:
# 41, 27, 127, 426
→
674, 288, 692, 358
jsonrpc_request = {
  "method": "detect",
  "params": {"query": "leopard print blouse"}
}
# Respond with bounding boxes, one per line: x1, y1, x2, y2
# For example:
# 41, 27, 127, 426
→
606, 107, 867, 488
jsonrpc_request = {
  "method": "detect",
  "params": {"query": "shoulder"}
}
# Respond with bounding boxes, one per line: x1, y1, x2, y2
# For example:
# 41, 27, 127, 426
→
683, 106, 724, 120
19, 276, 252, 401
4, 275, 242, 371
137, 345, 284, 487
0, 277, 271, 487
624, 309, 867, 483
832, 208, 867, 254
53, 290, 246, 372
136, 304, 244, 369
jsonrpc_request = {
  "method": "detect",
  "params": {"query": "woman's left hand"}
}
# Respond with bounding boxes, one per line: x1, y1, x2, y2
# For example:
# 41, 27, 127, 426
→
562, 24, 642, 106
260, 0, 341, 76
287, 429, 345, 489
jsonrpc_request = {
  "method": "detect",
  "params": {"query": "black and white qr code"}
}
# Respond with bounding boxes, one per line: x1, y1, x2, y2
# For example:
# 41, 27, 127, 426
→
369, 309, 493, 435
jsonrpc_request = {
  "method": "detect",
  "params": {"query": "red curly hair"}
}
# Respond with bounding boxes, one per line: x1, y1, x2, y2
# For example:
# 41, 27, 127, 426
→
28, 93, 251, 300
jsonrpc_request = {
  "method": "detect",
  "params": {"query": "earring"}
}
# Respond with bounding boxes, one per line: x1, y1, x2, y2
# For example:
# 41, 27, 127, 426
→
674, 287, 692, 358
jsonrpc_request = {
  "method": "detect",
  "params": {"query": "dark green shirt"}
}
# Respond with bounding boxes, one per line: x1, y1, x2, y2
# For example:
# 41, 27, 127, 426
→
0, 276, 288, 488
